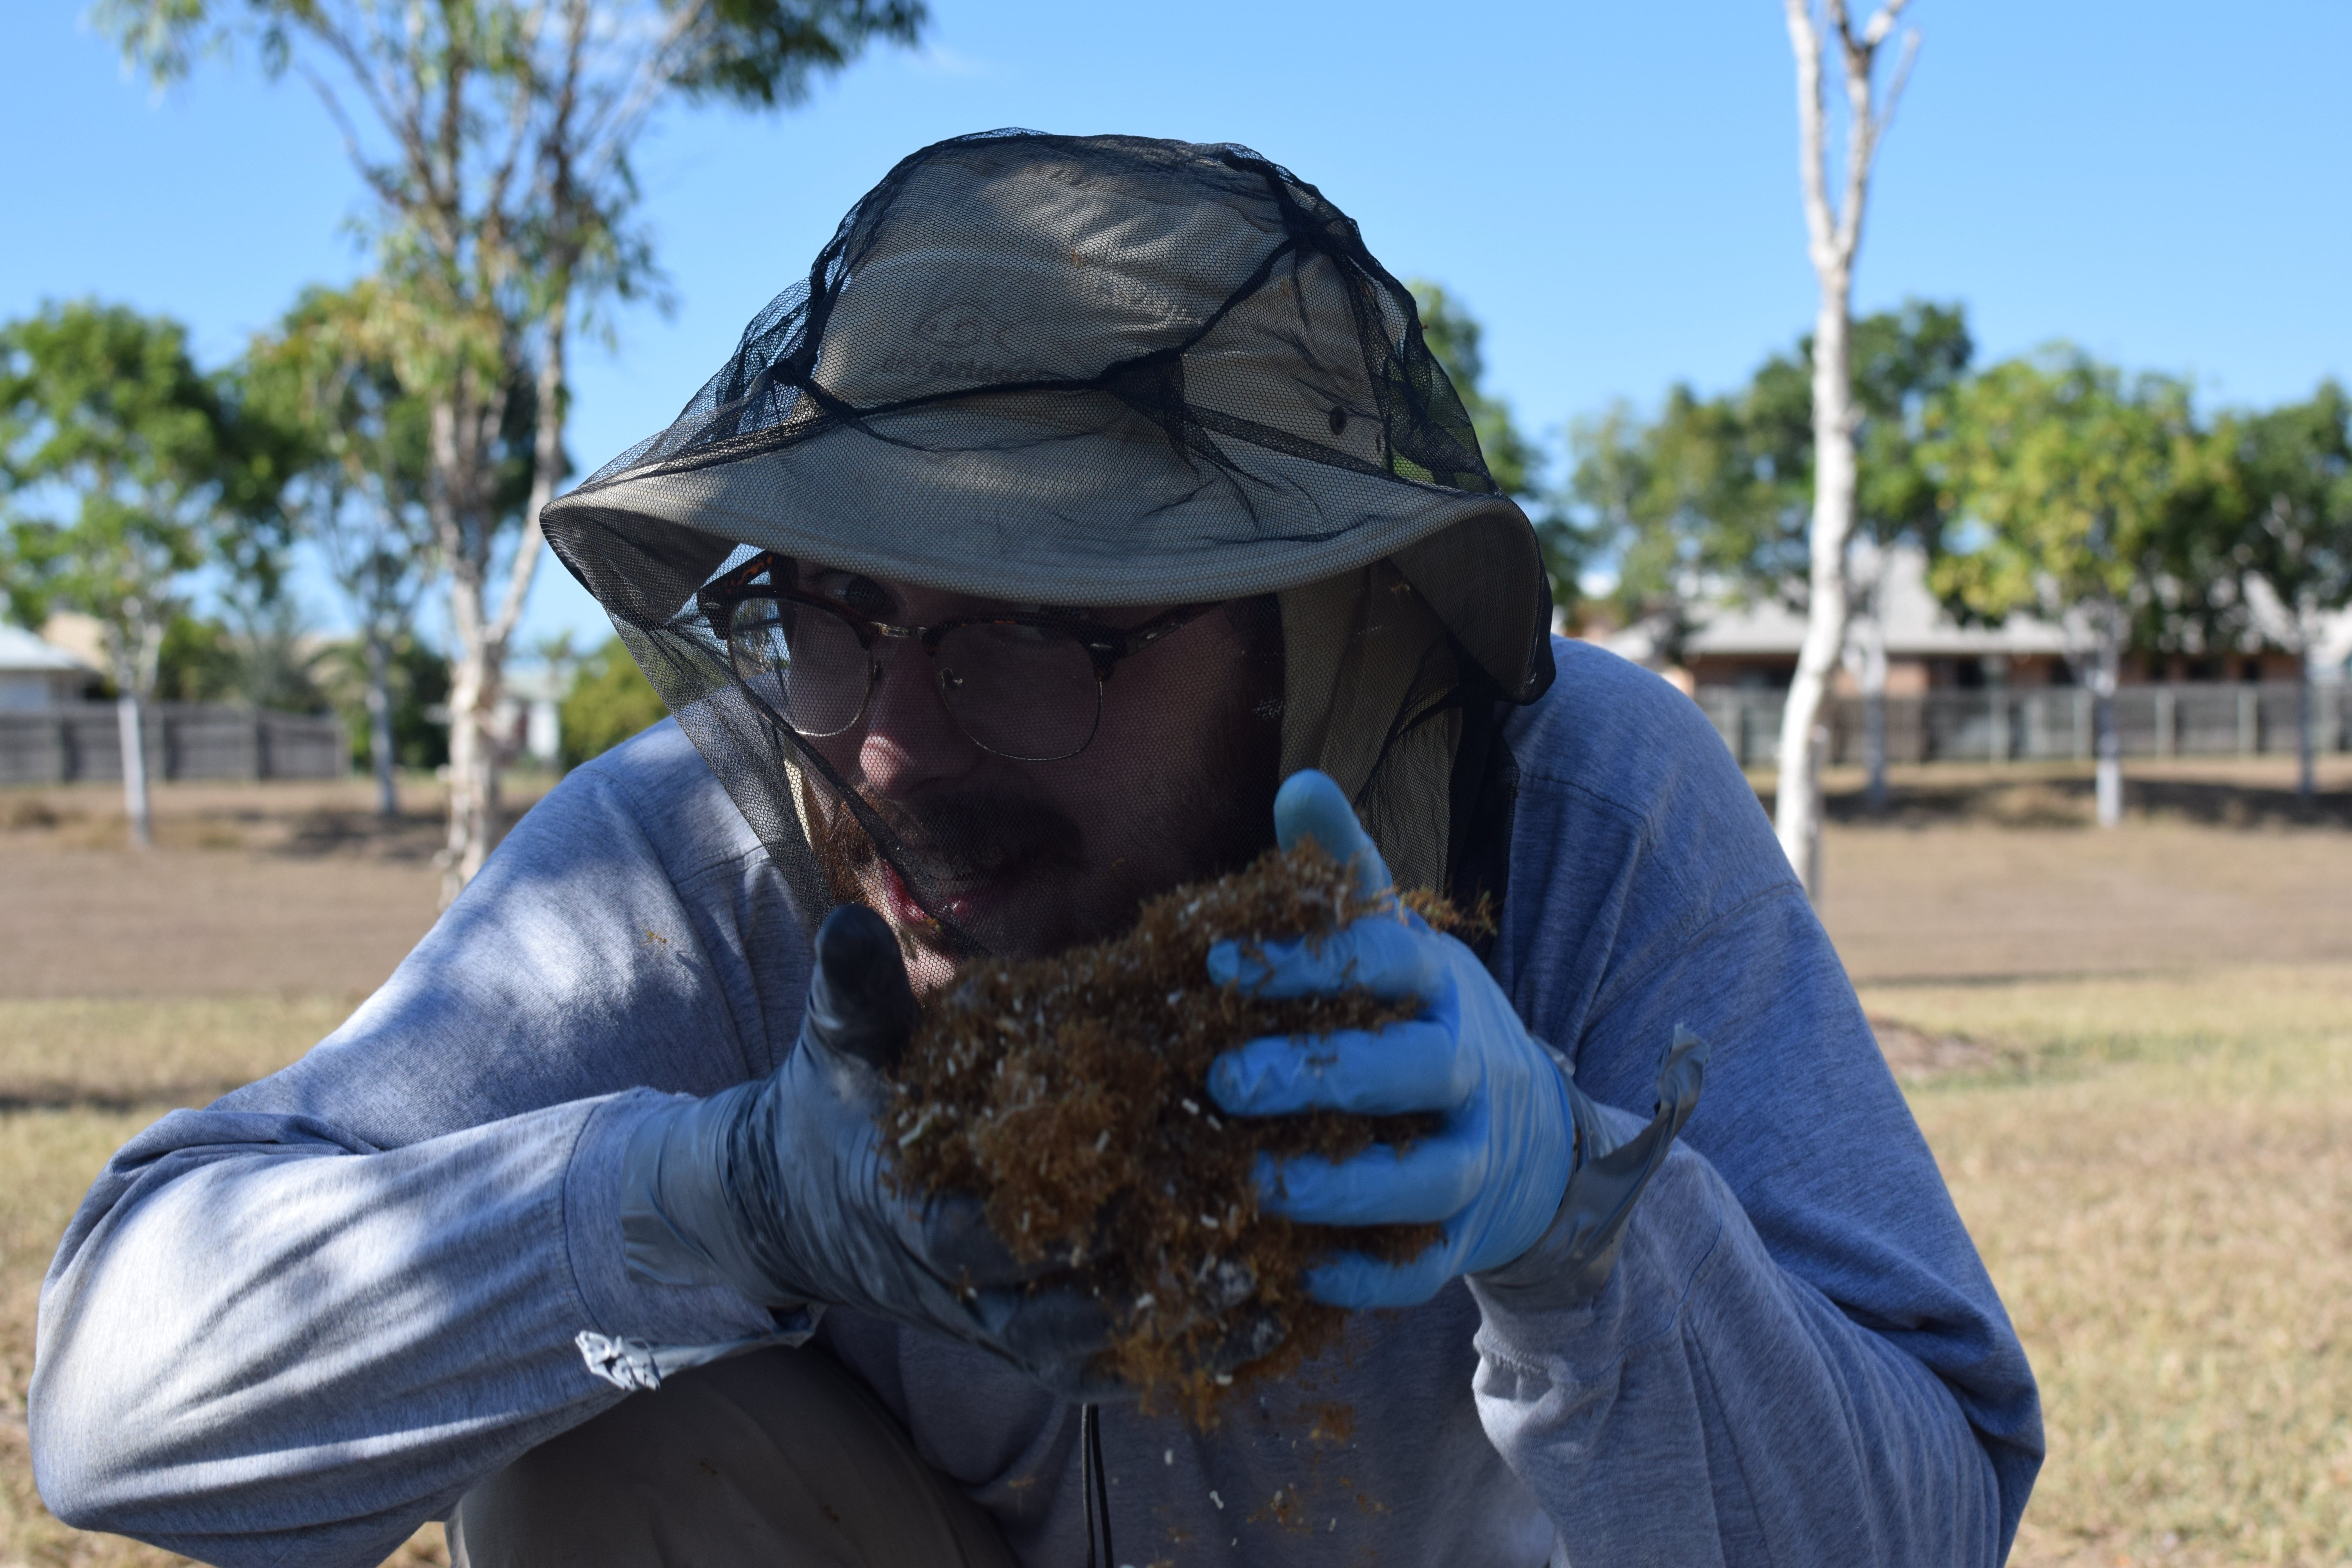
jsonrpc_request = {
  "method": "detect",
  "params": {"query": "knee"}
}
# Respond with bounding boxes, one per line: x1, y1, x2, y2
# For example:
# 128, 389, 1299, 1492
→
452, 1347, 1014, 1568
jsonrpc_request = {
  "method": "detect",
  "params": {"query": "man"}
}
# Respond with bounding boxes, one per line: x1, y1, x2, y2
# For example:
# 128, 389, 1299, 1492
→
31, 131, 2041, 1567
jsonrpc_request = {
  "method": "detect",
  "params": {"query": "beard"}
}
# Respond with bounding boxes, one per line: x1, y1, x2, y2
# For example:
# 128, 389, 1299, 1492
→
803, 602, 1283, 981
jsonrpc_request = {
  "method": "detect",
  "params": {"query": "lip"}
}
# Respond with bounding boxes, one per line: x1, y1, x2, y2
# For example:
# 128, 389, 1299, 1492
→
879, 859, 931, 926
880, 856, 1026, 929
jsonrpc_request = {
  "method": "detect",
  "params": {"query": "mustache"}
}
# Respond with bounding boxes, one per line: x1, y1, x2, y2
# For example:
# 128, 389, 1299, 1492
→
813, 784, 1087, 886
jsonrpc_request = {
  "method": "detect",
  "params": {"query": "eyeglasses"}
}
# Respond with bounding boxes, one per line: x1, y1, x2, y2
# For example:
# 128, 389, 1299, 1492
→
697, 554, 1214, 762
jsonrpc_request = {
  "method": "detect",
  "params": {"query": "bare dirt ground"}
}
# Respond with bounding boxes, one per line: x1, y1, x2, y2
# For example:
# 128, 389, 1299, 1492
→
2, 761, 2348, 1566
1820, 818, 2352, 984
0, 777, 547, 1001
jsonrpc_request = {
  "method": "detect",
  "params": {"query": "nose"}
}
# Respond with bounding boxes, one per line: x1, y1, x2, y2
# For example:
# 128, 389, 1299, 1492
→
857, 637, 982, 795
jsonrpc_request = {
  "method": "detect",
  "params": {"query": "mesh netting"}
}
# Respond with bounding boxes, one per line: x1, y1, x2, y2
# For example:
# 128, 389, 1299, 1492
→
541, 130, 1553, 970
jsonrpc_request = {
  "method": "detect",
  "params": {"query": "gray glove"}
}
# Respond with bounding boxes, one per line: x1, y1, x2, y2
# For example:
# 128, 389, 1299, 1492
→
619, 904, 1112, 1396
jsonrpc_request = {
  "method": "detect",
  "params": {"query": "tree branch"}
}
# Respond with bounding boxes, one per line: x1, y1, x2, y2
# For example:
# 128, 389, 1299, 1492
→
1783, 0, 1838, 270
593, 0, 711, 164
1859, 0, 1912, 48
1873, 27, 1921, 147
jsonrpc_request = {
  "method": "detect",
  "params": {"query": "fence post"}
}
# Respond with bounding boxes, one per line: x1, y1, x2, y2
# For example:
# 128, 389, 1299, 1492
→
2155, 687, 2174, 757
2237, 688, 2256, 756
2074, 690, 2091, 759
1990, 696, 2010, 764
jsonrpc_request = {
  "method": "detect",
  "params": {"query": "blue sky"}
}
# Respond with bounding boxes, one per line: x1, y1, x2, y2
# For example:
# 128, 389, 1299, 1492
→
5, 0, 2347, 649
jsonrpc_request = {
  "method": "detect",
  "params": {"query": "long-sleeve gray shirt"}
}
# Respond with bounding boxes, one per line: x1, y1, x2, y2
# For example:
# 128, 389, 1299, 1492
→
30, 639, 2042, 1567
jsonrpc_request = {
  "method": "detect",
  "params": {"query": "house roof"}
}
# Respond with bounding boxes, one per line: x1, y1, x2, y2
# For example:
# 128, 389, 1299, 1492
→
0, 624, 97, 675
1598, 544, 2072, 666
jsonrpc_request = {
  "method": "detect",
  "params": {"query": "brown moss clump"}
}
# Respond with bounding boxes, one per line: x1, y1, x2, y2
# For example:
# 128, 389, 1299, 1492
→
884, 843, 1450, 1423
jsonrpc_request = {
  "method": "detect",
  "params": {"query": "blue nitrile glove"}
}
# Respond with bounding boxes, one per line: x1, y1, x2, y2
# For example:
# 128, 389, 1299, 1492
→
619, 904, 1115, 1397
1206, 770, 1707, 1309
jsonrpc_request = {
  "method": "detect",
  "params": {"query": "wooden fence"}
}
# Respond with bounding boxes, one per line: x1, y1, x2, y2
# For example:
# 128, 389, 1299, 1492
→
1696, 682, 2352, 769
0, 702, 348, 786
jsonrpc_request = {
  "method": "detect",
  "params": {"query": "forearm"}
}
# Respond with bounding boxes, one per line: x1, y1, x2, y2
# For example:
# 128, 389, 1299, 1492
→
30, 1093, 775, 1568
1469, 1131, 2007, 1567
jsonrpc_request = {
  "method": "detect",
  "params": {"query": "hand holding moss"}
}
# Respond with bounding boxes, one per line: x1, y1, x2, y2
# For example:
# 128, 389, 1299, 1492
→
1206, 770, 1581, 1307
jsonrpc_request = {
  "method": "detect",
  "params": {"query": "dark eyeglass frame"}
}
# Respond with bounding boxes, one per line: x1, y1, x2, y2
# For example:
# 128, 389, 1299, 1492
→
695, 552, 1216, 760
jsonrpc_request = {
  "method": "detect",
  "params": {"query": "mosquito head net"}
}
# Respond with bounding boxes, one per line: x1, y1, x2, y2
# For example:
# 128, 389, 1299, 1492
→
542, 129, 1555, 981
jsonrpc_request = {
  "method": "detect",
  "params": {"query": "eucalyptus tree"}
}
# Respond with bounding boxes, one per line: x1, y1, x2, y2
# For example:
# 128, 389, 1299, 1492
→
1777, 0, 1920, 895
0, 303, 267, 846
1566, 301, 1965, 812
1406, 281, 1596, 613
1410, 282, 1541, 502
1839, 302, 1970, 809
2204, 382, 2352, 795
104, 0, 927, 897
244, 284, 441, 816
1926, 351, 2218, 827
1565, 388, 1754, 668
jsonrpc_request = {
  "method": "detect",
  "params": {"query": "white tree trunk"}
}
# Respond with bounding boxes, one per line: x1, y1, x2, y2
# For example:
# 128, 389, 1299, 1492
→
106, 613, 163, 851
433, 303, 565, 906
2295, 638, 2316, 799
1773, 371, 1853, 889
2090, 619, 2123, 828
116, 692, 152, 850
1851, 599, 1890, 814
1777, 0, 1910, 898
365, 629, 400, 818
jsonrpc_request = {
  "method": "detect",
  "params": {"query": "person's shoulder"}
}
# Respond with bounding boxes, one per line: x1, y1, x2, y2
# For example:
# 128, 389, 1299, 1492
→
573, 715, 718, 798
1492, 647, 1803, 1022
1504, 637, 1759, 839
511, 718, 763, 883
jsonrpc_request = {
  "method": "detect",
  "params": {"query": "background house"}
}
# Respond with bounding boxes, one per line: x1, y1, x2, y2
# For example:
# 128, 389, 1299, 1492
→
1587, 546, 2352, 766
0, 625, 98, 710
1595, 544, 2347, 695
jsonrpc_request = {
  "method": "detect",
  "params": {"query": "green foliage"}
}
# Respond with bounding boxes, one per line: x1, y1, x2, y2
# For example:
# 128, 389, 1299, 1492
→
1409, 281, 1540, 500
669, 0, 929, 107
103, 0, 927, 107
0, 301, 293, 694
1853, 301, 1975, 545
98, 0, 928, 881
319, 635, 452, 771
134, 609, 332, 712
224, 594, 332, 712
96, 0, 927, 360
1922, 350, 2224, 649
240, 284, 440, 668
152, 614, 238, 702
1568, 300, 1970, 655
1405, 280, 1596, 614
559, 637, 666, 768
240, 285, 436, 524
2202, 381, 2352, 648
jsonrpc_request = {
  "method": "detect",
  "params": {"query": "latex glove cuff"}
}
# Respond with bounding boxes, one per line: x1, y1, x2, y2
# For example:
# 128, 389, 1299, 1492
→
1471, 1027, 1710, 1310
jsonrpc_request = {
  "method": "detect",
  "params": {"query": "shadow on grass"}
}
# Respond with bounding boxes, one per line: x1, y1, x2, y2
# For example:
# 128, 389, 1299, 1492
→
0, 1084, 249, 1114
0, 791, 552, 863
1776, 774, 2352, 831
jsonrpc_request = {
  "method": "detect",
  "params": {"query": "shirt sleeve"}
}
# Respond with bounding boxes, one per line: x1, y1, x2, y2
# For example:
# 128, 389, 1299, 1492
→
28, 724, 809, 1568
1470, 643, 2044, 1567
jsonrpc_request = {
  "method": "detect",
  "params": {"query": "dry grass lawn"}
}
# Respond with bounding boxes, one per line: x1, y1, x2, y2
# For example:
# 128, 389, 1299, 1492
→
1864, 969, 2352, 1567
1, 767, 2348, 1565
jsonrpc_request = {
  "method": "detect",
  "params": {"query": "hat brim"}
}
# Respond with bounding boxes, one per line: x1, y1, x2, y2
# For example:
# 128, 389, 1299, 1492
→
546, 395, 1553, 699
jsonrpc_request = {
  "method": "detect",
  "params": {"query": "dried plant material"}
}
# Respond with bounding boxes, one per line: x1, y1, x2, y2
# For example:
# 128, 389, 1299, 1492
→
885, 843, 1458, 1422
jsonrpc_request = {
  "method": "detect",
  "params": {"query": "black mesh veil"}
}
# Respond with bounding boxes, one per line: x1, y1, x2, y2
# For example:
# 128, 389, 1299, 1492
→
542, 131, 1555, 962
